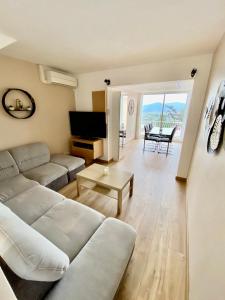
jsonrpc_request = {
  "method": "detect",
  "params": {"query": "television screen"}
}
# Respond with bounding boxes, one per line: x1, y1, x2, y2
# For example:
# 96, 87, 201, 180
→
69, 111, 107, 138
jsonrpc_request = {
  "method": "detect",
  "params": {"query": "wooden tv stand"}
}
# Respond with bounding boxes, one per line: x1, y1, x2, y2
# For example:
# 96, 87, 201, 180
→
70, 136, 103, 161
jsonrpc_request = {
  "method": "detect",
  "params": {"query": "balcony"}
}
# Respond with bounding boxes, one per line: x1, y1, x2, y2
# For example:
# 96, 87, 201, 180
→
141, 120, 183, 139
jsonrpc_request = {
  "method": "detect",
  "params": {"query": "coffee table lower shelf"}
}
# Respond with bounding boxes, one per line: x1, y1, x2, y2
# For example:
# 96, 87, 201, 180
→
76, 177, 134, 215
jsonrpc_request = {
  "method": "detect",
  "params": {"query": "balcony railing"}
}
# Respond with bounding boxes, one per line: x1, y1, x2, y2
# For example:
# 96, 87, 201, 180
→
141, 120, 183, 138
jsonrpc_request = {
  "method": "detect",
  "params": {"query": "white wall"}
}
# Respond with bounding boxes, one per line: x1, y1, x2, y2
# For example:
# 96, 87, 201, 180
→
136, 95, 143, 139
110, 91, 121, 161
187, 33, 225, 300
120, 94, 128, 130
122, 92, 139, 143
76, 54, 212, 176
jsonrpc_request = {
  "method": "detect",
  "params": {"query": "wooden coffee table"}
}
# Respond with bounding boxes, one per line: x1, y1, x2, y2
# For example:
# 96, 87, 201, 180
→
76, 163, 134, 215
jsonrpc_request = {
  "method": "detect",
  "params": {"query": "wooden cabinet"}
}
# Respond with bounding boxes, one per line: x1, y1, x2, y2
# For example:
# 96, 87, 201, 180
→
70, 90, 106, 163
71, 136, 103, 162
92, 90, 106, 112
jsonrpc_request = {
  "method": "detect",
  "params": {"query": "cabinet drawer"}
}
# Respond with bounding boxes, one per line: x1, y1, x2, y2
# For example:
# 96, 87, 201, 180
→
71, 147, 94, 159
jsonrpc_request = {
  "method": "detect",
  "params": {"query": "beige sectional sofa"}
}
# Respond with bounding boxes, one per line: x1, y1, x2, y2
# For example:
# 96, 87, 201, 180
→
0, 144, 136, 300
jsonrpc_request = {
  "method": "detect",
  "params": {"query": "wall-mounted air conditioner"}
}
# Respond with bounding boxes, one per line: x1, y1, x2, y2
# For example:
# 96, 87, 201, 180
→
39, 65, 78, 88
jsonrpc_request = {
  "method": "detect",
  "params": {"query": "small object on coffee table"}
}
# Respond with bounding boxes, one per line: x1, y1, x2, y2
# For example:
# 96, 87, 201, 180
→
76, 163, 134, 215
103, 167, 109, 176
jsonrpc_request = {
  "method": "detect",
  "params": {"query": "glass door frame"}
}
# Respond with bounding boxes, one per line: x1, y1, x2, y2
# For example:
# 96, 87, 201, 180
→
140, 91, 189, 141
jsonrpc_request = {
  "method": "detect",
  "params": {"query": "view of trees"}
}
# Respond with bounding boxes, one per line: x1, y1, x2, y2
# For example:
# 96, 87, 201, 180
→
141, 98, 187, 127
141, 94, 188, 139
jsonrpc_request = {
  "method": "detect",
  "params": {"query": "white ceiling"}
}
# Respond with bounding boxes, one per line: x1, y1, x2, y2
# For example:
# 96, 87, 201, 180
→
0, 0, 224, 74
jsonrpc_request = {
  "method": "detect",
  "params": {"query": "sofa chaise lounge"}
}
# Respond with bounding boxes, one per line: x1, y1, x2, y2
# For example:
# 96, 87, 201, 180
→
0, 147, 136, 300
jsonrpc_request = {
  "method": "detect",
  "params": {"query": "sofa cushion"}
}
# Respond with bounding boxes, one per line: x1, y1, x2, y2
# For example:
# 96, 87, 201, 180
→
45, 218, 136, 300
23, 162, 67, 186
5, 185, 65, 225
0, 174, 38, 203
9, 143, 50, 172
32, 199, 105, 260
51, 154, 85, 172
45, 173, 68, 191
0, 151, 19, 182
0, 203, 69, 282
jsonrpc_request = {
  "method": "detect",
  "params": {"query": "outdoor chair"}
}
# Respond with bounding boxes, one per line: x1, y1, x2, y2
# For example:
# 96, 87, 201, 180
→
144, 123, 153, 134
143, 124, 159, 151
119, 130, 126, 148
157, 125, 177, 156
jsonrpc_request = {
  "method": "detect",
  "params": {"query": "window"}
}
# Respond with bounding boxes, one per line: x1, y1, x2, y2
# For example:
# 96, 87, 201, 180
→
141, 93, 188, 140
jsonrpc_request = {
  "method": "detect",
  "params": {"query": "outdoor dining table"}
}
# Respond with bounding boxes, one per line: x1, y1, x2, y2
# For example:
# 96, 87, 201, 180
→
150, 127, 173, 137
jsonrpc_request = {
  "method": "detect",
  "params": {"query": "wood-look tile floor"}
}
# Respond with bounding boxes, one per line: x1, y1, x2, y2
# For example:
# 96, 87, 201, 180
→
60, 140, 187, 300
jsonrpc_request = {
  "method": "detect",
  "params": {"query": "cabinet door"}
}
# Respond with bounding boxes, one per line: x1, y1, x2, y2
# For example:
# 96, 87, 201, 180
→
92, 90, 106, 112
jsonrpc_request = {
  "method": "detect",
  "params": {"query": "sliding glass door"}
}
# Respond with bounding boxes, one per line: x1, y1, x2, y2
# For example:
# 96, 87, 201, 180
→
141, 93, 164, 129
141, 92, 188, 140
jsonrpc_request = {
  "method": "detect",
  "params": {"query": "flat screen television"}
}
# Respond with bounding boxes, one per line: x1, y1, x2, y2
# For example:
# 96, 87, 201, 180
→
69, 111, 107, 138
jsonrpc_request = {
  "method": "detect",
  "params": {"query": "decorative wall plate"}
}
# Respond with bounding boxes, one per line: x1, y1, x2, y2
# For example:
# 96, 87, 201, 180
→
205, 97, 215, 130
207, 81, 225, 153
128, 99, 135, 115
208, 114, 223, 152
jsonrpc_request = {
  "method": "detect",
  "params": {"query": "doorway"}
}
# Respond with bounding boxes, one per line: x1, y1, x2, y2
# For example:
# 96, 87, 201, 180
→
119, 92, 139, 150
107, 80, 194, 171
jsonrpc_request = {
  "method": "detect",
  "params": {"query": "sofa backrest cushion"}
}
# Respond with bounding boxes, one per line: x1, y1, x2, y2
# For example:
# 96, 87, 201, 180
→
0, 151, 19, 182
0, 203, 69, 282
9, 143, 50, 172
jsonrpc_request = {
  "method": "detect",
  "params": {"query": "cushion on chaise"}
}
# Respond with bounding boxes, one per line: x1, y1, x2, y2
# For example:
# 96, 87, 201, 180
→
0, 203, 69, 282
